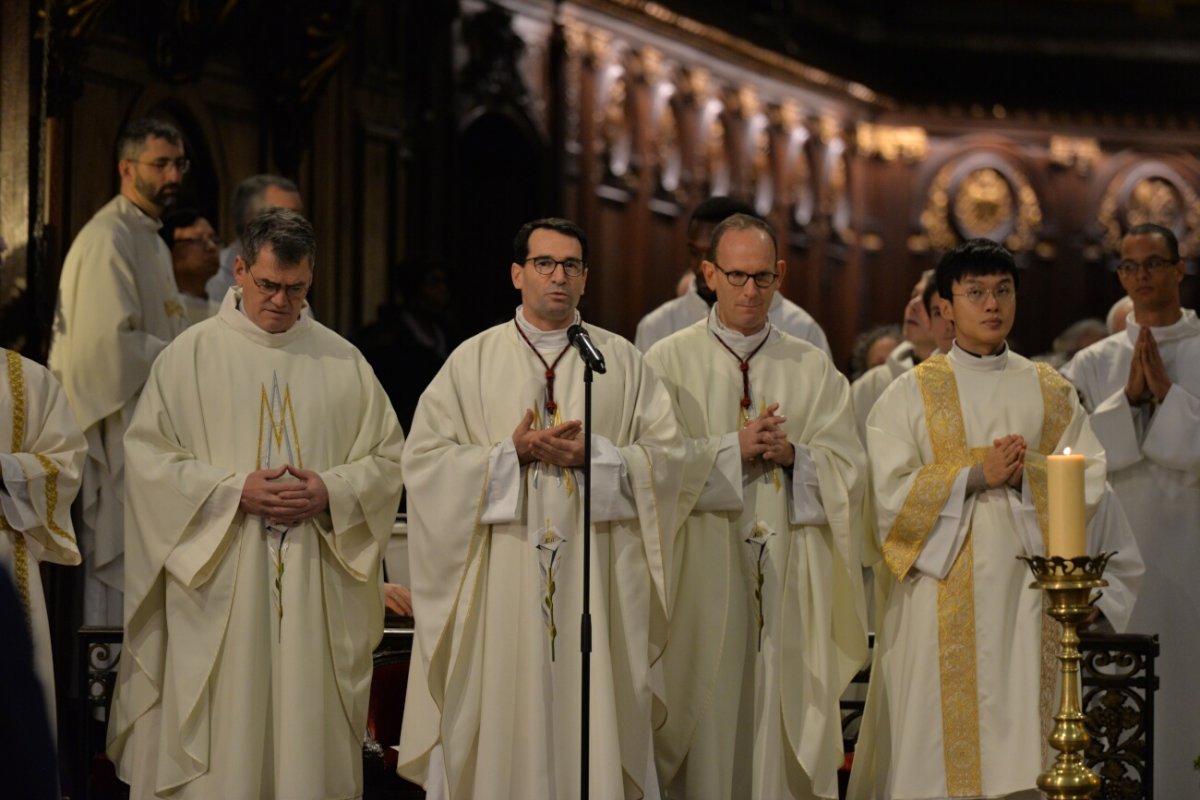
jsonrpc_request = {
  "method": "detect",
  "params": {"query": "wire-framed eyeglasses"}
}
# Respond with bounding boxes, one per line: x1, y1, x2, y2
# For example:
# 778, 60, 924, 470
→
952, 285, 1015, 305
246, 264, 310, 300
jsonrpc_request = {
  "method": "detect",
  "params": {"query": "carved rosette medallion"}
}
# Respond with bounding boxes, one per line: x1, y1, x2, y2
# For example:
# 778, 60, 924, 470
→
1096, 163, 1200, 258
920, 156, 1042, 252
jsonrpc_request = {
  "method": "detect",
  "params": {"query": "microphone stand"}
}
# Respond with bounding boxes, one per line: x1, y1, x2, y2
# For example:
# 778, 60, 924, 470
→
580, 362, 593, 800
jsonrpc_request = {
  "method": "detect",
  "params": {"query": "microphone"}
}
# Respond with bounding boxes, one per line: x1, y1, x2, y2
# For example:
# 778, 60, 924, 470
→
567, 324, 607, 374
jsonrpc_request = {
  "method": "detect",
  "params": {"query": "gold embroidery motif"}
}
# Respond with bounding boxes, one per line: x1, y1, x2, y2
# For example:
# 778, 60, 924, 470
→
257, 383, 304, 470
164, 298, 186, 321
4, 351, 31, 620
937, 534, 981, 796
33, 453, 75, 545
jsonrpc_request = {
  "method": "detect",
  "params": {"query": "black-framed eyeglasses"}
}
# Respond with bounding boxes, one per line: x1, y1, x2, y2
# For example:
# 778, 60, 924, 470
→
952, 285, 1015, 305
525, 256, 586, 277
710, 261, 779, 289
246, 264, 310, 299
132, 157, 191, 174
1116, 256, 1175, 275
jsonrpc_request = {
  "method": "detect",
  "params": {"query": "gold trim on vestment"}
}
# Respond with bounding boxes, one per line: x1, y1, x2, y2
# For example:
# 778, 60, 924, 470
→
912, 355, 984, 795
4, 351, 31, 621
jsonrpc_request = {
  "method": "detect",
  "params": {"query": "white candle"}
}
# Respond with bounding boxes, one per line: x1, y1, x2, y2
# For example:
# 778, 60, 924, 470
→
1047, 450, 1086, 558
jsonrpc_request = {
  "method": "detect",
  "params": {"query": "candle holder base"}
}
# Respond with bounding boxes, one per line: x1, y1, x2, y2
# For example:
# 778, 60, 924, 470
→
1018, 553, 1113, 800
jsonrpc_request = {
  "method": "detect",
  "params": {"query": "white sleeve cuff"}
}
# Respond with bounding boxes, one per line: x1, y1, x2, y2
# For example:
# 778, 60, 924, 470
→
913, 467, 972, 579
1142, 384, 1200, 472
587, 435, 637, 522
481, 438, 523, 524
1089, 389, 1144, 471
0, 453, 40, 531
788, 444, 827, 526
694, 431, 744, 512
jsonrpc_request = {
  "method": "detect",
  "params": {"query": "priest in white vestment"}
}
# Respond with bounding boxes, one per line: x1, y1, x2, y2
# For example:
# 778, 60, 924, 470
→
0, 349, 86, 725
634, 197, 829, 356
646, 213, 868, 800
397, 218, 682, 800
1061, 223, 1200, 797
848, 240, 1111, 800
48, 118, 190, 625
107, 209, 405, 800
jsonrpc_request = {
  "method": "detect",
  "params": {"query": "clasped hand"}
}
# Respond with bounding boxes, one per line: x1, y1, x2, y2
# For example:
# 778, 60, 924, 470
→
982, 434, 1025, 489
513, 409, 585, 468
1125, 326, 1172, 405
240, 464, 329, 526
738, 403, 794, 467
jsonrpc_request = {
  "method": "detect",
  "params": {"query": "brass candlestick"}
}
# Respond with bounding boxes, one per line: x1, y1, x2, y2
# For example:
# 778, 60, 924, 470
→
1018, 553, 1112, 800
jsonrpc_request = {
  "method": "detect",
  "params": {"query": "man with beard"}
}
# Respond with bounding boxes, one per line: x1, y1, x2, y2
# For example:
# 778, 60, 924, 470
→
49, 117, 190, 625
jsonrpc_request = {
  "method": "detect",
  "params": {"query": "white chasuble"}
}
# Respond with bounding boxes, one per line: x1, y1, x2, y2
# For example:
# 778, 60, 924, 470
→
0, 349, 86, 724
48, 194, 189, 624
107, 292, 405, 800
644, 317, 868, 800
1061, 310, 1200, 798
397, 317, 682, 800
848, 347, 1106, 800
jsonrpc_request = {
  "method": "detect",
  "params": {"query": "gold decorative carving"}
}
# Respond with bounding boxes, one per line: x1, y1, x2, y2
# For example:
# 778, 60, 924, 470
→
817, 116, 841, 144
921, 159, 1043, 252
856, 123, 928, 162
954, 168, 1013, 236
1048, 136, 1101, 175
1097, 168, 1200, 257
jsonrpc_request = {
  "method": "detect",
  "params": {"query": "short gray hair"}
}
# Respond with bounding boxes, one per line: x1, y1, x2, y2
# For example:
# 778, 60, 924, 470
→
232, 174, 301, 235
117, 118, 183, 162
242, 208, 316, 270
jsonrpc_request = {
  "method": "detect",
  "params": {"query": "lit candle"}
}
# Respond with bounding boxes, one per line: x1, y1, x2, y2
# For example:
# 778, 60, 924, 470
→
1047, 448, 1087, 558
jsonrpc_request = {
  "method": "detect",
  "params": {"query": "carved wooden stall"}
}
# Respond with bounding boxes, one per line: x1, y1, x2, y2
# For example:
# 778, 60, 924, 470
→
467, 0, 1200, 365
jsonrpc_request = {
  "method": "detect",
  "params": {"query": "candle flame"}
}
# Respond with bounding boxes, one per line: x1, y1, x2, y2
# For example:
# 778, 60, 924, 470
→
1063, 447, 1072, 456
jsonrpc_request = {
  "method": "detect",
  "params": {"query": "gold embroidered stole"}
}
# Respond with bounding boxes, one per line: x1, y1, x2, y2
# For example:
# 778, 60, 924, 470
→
881, 355, 1073, 794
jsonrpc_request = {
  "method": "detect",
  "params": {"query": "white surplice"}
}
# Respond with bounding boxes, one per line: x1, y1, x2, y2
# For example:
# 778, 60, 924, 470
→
645, 313, 868, 800
0, 349, 86, 725
107, 290, 405, 800
397, 310, 682, 800
48, 194, 189, 624
1061, 309, 1200, 798
634, 284, 830, 357
848, 345, 1108, 800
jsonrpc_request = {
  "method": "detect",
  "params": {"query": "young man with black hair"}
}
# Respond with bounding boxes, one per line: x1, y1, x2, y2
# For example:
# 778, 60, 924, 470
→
848, 239, 1113, 800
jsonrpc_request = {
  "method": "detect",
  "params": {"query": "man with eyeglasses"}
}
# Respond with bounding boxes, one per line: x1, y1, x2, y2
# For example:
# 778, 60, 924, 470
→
644, 213, 867, 799
634, 197, 830, 357
398, 217, 682, 799
160, 208, 221, 324
48, 116, 190, 626
1061, 223, 1200, 798
108, 208, 405, 799
849, 239, 1116, 800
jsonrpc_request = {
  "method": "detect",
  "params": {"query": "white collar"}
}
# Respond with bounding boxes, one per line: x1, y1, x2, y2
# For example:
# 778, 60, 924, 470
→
948, 340, 1009, 372
514, 305, 580, 351
706, 305, 778, 355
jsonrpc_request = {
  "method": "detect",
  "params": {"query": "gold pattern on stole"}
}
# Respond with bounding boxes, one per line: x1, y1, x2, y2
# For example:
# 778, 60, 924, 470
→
163, 298, 187, 322
1029, 362, 1076, 750
4, 350, 31, 620
912, 355, 985, 795
257, 382, 304, 470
